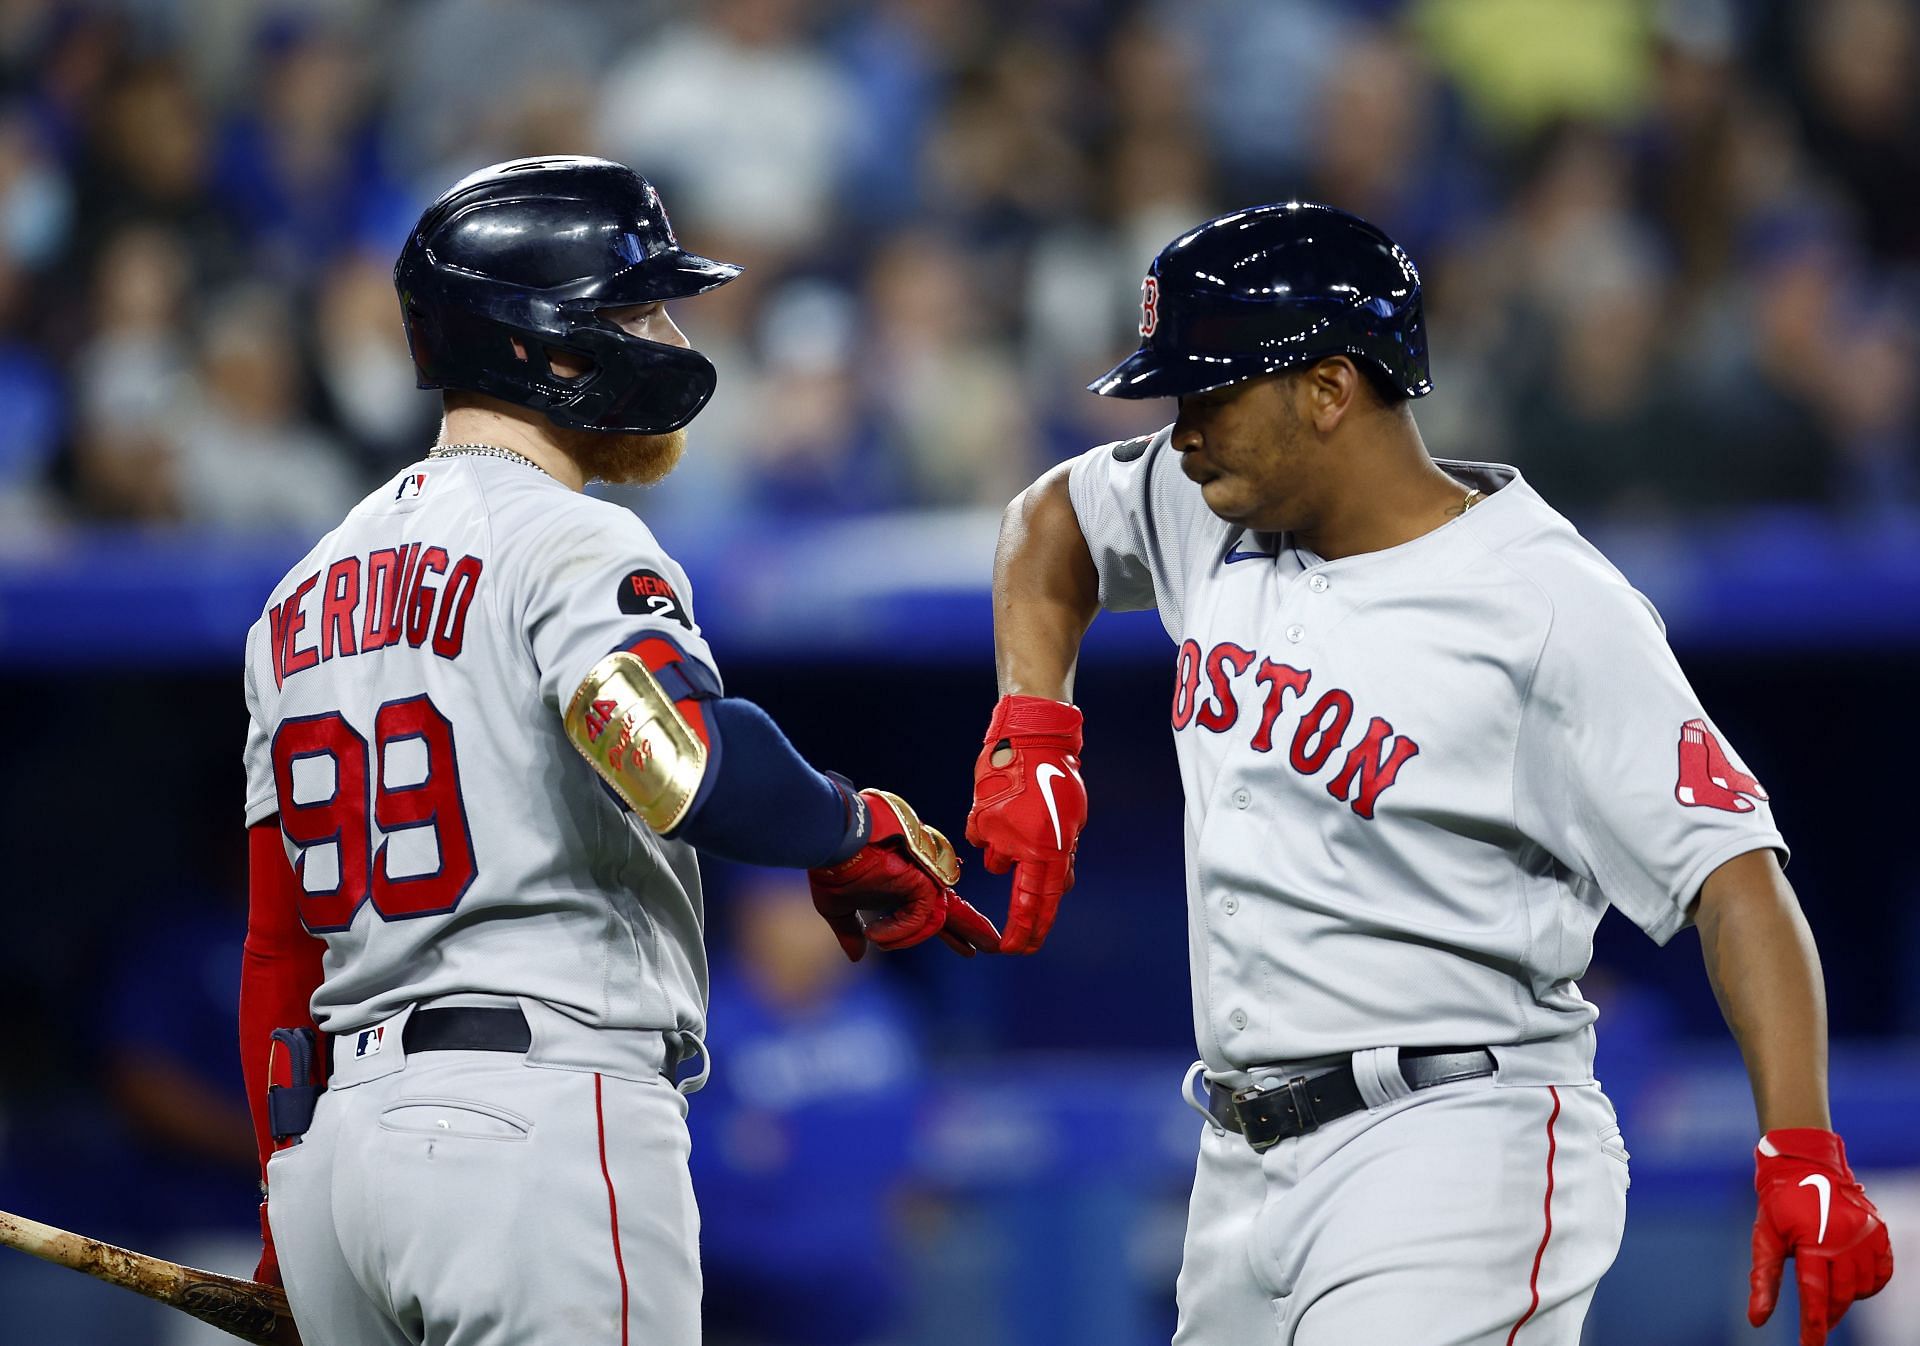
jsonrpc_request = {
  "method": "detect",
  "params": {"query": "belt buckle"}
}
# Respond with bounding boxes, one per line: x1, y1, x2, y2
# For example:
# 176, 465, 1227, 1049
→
1231, 1073, 1320, 1152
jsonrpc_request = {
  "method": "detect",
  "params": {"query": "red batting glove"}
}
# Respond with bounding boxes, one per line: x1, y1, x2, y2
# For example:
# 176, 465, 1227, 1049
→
965, 695, 1086, 954
809, 789, 1001, 962
1748, 1129, 1894, 1345
255, 1199, 282, 1287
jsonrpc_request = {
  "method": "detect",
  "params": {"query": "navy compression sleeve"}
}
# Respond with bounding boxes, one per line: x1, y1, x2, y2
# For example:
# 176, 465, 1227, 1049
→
669, 697, 870, 868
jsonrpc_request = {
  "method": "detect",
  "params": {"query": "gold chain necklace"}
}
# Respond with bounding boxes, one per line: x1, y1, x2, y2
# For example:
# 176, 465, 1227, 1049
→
426, 442, 554, 479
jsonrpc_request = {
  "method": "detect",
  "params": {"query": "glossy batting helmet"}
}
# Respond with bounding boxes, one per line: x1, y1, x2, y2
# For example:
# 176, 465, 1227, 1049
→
394, 156, 742, 434
1090, 202, 1430, 402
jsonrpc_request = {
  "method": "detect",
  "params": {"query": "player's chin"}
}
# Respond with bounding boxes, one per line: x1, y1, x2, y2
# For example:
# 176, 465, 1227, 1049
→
1199, 478, 1254, 523
581, 428, 688, 486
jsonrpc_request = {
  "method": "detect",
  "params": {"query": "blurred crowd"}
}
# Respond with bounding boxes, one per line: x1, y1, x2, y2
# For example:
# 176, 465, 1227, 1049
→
0, 0, 1915, 539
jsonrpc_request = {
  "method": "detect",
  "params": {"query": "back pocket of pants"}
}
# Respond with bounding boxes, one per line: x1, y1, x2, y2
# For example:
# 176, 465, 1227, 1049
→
1598, 1121, 1631, 1188
379, 1097, 532, 1141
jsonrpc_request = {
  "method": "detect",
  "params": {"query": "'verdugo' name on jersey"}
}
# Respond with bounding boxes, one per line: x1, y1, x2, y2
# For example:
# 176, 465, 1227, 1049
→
268, 543, 485, 688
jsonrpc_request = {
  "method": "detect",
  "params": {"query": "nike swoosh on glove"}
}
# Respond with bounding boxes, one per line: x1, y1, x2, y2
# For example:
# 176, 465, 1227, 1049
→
1749, 1127, 1894, 1346
965, 695, 1086, 954
808, 789, 1001, 962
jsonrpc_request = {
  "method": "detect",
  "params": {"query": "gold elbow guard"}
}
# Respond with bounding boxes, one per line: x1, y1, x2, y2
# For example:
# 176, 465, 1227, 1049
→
564, 651, 709, 833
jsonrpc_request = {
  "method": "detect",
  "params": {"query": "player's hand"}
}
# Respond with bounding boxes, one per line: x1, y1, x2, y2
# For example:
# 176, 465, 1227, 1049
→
1748, 1128, 1894, 1345
965, 695, 1086, 954
255, 1199, 282, 1287
808, 789, 1001, 962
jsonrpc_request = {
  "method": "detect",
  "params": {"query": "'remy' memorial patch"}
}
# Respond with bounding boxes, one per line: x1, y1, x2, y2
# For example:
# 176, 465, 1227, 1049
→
617, 569, 691, 627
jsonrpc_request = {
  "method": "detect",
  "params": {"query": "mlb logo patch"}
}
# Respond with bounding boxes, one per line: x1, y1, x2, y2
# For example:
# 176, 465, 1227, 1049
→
394, 471, 429, 501
355, 1025, 387, 1058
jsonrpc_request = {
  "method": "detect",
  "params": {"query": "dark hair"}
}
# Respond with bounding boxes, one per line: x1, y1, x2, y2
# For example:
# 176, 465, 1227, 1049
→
1358, 361, 1411, 409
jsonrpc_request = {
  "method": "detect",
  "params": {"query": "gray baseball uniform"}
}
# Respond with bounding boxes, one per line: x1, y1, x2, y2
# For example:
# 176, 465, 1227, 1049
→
1068, 429, 1786, 1344
243, 454, 719, 1345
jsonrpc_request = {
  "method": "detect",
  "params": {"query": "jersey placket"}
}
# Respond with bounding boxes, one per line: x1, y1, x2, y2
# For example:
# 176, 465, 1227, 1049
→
1188, 546, 1332, 1062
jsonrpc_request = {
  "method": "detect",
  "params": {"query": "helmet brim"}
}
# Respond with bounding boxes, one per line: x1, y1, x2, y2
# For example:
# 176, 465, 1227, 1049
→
1088, 345, 1298, 400
1089, 342, 1434, 400
586, 250, 744, 308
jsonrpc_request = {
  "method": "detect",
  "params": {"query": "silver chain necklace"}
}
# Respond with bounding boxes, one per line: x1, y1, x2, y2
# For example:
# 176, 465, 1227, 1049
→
426, 442, 554, 479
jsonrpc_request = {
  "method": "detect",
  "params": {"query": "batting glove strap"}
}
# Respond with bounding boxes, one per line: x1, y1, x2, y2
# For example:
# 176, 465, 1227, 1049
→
982, 694, 1084, 749
1757, 1128, 1853, 1179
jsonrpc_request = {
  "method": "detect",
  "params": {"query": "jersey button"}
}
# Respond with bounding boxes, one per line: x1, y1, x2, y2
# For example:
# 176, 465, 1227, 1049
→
1308, 574, 1329, 593
1285, 624, 1305, 643
1231, 787, 1251, 809
1229, 1009, 1249, 1031
1223, 895, 1240, 915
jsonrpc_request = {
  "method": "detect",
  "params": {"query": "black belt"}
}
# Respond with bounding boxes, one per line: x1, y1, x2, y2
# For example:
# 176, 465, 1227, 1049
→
1205, 1047, 1495, 1152
278, 1010, 538, 1145
404, 1007, 532, 1054
401, 1007, 696, 1086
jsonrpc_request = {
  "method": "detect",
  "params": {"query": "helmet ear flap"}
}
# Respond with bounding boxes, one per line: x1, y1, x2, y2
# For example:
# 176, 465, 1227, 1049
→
413, 303, 547, 402
528, 340, 598, 383
400, 297, 446, 389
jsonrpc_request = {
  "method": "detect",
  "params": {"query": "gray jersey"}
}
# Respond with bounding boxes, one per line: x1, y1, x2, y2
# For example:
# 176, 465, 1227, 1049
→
1069, 428, 1785, 1076
242, 456, 718, 1036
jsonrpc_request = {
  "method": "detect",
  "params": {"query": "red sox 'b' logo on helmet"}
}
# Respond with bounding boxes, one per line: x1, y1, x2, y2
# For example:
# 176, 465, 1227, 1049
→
1139, 275, 1160, 338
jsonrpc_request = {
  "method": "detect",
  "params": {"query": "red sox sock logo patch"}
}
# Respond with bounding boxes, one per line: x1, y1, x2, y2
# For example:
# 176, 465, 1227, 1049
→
1675, 718, 1769, 813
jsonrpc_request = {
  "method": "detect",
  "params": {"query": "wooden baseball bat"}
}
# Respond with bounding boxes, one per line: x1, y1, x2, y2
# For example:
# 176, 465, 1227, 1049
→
0, 1208, 301, 1345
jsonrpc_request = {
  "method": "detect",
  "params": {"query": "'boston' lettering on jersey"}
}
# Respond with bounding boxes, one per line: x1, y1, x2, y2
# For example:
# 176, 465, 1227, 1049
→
268, 543, 485, 688
1170, 638, 1421, 819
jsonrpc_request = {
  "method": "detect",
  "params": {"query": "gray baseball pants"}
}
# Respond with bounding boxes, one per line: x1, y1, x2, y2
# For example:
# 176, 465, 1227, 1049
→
266, 998, 702, 1346
1174, 1064, 1629, 1345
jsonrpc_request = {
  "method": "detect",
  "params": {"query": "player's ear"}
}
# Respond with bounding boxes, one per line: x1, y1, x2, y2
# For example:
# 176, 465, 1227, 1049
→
1301, 357, 1360, 433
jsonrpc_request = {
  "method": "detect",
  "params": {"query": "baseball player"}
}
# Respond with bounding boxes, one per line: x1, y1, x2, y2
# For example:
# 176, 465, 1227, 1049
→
237, 156, 999, 1346
965, 203, 1894, 1344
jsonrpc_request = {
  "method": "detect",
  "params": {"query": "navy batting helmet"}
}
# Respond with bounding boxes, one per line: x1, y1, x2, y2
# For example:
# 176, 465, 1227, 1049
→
394, 156, 742, 435
1090, 202, 1430, 402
